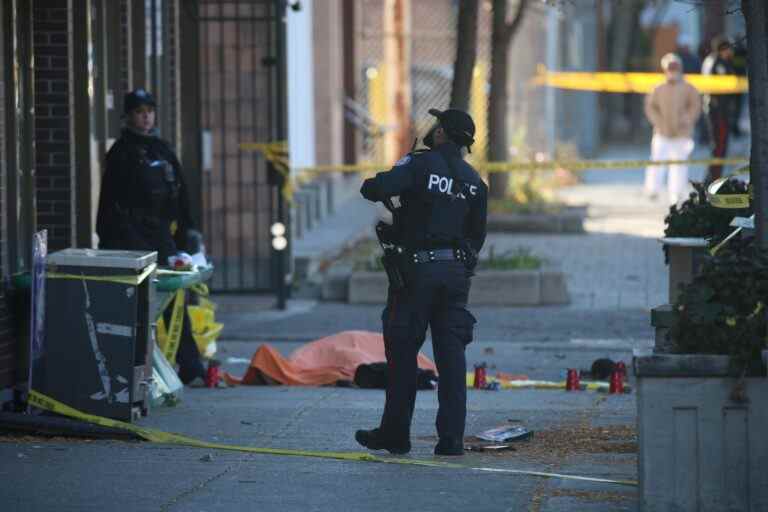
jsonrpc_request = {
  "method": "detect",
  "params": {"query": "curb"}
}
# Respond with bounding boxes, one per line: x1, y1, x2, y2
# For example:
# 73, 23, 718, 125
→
340, 267, 570, 305
487, 206, 587, 234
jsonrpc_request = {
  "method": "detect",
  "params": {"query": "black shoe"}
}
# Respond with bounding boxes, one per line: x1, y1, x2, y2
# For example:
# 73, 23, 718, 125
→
434, 440, 464, 456
355, 428, 411, 455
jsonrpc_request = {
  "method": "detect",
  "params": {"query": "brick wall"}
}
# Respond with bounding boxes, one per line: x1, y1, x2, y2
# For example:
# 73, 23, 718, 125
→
0, 1, 12, 391
33, 1, 71, 251
167, 0, 179, 151
120, 0, 129, 93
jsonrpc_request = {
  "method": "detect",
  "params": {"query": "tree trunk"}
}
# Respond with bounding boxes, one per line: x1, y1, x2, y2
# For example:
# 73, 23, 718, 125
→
384, 0, 412, 162
450, 0, 478, 111
603, 0, 643, 138
488, 0, 528, 199
705, 0, 727, 49
742, 0, 768, 248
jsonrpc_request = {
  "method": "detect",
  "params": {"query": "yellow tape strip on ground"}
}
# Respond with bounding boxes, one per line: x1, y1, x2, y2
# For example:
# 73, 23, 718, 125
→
47, 263, 157, 286
27, 390, 636, 487
531, 70, 749, 95
160, 289, 185, 364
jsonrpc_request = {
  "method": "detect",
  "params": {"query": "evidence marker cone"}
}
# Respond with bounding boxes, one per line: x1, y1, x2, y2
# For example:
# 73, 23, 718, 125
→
615, 361, 627, 381
565, 369, 580, 391
609, 369, 624, 394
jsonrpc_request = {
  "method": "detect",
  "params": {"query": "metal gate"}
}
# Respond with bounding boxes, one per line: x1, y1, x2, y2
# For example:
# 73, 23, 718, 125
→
198, 0, 284, 292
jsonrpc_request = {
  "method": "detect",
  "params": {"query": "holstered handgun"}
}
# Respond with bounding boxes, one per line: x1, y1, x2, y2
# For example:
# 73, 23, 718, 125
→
376, 198, 407, 291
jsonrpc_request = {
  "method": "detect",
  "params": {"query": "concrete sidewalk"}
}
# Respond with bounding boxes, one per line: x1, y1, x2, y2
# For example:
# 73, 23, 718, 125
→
6, 145, 699, 512
1, 337, 640, 512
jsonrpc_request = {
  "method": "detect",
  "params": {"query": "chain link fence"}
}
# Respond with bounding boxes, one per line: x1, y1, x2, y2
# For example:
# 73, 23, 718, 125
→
353, 0, 563, 169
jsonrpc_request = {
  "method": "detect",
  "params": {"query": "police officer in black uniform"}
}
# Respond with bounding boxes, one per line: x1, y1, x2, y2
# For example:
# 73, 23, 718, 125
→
97, 89, 194, 263
96, 88, 206, 385
355, 108, 487, 456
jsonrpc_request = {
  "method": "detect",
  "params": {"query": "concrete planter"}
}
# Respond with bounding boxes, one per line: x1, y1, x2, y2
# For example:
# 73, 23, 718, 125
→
650, 304, 676, 354
486, 206, 586, 234
659, 237, 709, 303
346, 267, 569, 305
634, 354, 768, 512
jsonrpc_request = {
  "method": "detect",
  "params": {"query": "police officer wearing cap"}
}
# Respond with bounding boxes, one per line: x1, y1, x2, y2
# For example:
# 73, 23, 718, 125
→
96, 88, 206, 385
355, 108, 487, 456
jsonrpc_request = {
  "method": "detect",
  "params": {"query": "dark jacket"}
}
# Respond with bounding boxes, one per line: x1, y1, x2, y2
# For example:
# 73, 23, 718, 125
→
96, 128, 194, 261
360, 141, 487, 253
702, 54, 737, 116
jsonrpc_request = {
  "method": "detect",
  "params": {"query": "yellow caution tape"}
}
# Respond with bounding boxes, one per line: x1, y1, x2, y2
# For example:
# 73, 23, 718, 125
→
27, 389, 637, 487
240, 141, 294, 202
47, 263, 157, 286
242, 143, 746, 176
196, 296, 217, 312
531, 70, 749, 95
465, 374, 613, 392
710, 227, 743, 256
158, 289, 185, 364
481, 157, 747, 173
190, 283, 210, 296
294, 157, 747, 175
707, 168, 752, 209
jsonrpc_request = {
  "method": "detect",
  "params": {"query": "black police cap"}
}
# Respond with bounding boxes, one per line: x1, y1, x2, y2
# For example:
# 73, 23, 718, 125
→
124, 88, 157, 114
428, 108, 476, 147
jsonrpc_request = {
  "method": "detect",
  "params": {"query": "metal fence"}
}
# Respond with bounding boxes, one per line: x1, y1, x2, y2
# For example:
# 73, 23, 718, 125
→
353, 0, 567, 167
199, 0, 281, 292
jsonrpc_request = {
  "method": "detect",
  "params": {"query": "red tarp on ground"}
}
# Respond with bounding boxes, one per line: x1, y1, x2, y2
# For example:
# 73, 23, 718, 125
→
223, 330, 437, 387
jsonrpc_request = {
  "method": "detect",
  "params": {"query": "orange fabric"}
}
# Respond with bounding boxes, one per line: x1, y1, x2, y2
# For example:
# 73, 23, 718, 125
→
224, 330, 437, 387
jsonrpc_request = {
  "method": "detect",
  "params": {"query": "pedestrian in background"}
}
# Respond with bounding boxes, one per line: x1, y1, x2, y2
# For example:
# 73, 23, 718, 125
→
702, 36, 736, 181
643, 53, 701, 204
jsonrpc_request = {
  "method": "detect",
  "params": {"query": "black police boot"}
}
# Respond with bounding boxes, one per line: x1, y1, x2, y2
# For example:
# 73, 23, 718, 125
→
355, 428, 411, 455
434, 439, 464, 456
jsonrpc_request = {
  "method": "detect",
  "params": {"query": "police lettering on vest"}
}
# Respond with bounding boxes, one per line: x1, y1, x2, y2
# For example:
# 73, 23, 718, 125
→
427, 173, 478, 200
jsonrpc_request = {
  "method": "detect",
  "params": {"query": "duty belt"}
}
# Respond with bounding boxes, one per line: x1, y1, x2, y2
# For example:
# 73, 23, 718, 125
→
411, 248, 465, 264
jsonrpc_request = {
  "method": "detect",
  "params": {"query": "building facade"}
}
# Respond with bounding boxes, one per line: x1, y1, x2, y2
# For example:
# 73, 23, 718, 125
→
1, 0, 286, 402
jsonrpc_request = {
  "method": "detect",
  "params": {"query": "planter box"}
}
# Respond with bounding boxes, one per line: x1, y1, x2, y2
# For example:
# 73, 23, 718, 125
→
650, 304, 677, 354
486, 206, 586, 234
659, 237, 709, 303
347, 268, 569, 306
634, 354, 768, 511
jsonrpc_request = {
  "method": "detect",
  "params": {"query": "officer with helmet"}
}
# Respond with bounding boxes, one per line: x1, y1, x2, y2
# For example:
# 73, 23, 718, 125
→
355, 108, 488, 456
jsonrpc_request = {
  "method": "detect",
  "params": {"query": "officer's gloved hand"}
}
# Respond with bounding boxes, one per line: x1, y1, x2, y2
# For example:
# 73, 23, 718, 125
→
167, 252, 194, 270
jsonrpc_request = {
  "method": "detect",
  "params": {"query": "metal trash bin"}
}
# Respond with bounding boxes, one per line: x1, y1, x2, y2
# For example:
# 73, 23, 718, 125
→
33, 249, 157, 422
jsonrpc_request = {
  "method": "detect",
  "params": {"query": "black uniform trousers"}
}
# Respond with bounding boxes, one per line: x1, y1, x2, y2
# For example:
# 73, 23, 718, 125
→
161, 293, 206, 384
707, 110, 730, 181
378, 260, 476, 447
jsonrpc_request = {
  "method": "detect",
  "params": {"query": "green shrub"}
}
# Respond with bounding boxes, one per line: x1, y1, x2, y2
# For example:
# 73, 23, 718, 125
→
478, 246, 542, 271
671, 240, 767, 374
664, 180, 751, 242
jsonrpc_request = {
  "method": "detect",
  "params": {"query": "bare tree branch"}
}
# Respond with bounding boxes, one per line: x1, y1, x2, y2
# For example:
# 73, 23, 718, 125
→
502, 0, 530, 46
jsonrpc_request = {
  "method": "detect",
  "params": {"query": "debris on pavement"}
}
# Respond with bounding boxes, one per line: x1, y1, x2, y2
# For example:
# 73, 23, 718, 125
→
477, 425, 534, 443
464, 443, 514, 452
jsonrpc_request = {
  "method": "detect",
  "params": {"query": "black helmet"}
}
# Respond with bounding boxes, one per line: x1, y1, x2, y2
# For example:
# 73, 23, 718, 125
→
428, 108, 476, 150
123, 88, 157, 114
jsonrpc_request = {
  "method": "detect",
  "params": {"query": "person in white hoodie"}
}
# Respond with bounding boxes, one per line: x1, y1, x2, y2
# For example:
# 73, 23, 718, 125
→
643, 53, 702, 204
